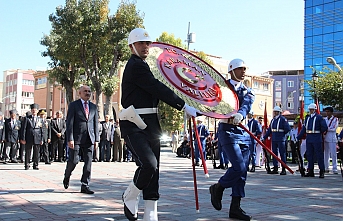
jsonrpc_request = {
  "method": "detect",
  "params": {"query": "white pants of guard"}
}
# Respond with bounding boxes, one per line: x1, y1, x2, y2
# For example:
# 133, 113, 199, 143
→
300, 139, 306, 168
255, 144, 263, 167
324, 141, 338, 172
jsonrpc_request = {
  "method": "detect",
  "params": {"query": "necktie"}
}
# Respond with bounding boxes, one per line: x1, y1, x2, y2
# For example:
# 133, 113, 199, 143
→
12, 120, 14, 129
84, 101, 89, 119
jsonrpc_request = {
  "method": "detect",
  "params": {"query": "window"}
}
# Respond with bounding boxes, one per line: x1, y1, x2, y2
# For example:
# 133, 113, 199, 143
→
253, 81, 259, 89
262, 83, 269, 91
275, 81, 281, 90
288, 81, 294, 87
287, 102, 294, 109
275, 92, 281, 98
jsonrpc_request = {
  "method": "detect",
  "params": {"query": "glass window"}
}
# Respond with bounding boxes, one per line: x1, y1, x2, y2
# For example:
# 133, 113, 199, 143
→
288, 81, 294, 87
324, 2, 334, 11
305, 0, 313, 7
323, 33, 333, 42
313, 0, 323, 6
313, 57, 323, 66
313, 35, 322, 43
253, 81, 259, 89
305, 7, 313, 15
334, 23, 343, 32
305, 29, 313, 37
263, 83, 268, 91
314, 5, 323, 13
334, 31, 343, 40
287, 102, 294, 109
313, 27, 323, 35
275, 91, 281, 98
335, 1, 343, 8
305, 59, 312, 66
323, 25, 334, 33
305, 36, 313, 44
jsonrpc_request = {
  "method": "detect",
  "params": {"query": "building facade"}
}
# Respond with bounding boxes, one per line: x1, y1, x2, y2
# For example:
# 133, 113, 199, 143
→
268, 70, 304, 115
2, 69, 35, 117
304, 0, 343, 108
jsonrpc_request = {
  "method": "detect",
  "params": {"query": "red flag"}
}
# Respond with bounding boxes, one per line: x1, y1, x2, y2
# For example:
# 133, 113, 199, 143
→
315, 99, 320, 114
298, 100, 304, 135
263, 102, 268, 133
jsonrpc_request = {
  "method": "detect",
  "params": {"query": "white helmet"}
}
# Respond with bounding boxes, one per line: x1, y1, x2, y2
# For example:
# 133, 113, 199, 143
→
308, 103, 317, 110
248, 110, 254, 115
128, 28, 152, 45
273, 106, 282, 112
228, 58, 248, 72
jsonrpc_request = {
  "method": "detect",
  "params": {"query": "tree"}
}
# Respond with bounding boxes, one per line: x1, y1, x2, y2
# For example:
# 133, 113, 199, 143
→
155, 32, 186, 133
306, 67, 343, 110
41, 0, 144, 118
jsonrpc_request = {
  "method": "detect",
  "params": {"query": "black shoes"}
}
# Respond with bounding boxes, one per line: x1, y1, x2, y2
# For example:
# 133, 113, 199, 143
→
229, 196, 252, 221
209, 183, 225, 210
319, 170, 325, 178
304, 169, 315, 177
81, 186, 94, 194
195, 162, 200, 167
63, 177, 69, 189
280, 168, 286, 175
249, 166, 255, 172
268, 167, 278, 174
33, 166, 39, 170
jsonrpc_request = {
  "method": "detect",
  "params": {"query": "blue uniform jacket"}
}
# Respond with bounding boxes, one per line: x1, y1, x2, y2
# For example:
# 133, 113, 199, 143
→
247, 118, 262, 144
194, 124, 209, 141
220, 80, 255, 145
297, 114, 328, 143
263, 115, 290, 142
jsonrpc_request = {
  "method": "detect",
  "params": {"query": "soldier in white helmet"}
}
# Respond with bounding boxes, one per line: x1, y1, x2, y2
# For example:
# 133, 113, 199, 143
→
209, 58, 254, 220
297, 103, 327, 178
261, 106, 291, 175
119, 28, 199, 221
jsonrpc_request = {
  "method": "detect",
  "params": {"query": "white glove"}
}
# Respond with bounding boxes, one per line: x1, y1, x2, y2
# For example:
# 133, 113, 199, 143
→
183, 103, 199, 118
294, 137, 298, 143
260, 137, 265, 142
231, 113, 243, 125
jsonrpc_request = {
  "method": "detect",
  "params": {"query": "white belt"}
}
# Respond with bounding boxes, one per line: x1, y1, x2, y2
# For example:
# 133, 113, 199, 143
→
306, 130, 320, 134
272, 129, 284, 132
135, 108, 158, 115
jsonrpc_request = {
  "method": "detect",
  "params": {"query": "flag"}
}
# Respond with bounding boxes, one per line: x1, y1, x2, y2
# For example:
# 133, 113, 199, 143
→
315, 99, 320, 114
298, 100, 304, 135
263, 101, 268, 133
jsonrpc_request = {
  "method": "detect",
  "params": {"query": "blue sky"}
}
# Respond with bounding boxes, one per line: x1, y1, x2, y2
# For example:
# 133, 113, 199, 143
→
0, 0, 304, 79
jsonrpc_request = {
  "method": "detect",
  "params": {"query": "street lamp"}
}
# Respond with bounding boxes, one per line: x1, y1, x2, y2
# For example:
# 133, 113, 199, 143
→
312, 71, 319, 103
327, 57, 342, 72
282, 90, 296, 110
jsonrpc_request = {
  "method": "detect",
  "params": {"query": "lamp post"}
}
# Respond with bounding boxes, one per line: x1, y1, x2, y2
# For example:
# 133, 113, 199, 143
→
282, 90, 296, 111
312, 71, 319, 105
327, 57, 342, 72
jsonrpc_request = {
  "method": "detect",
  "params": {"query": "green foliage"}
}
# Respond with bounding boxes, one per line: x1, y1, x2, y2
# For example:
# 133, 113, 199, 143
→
194, 51, 213, 66
305, 67, 343, 110
41, 0, 143, 114
156, 32, 186, 49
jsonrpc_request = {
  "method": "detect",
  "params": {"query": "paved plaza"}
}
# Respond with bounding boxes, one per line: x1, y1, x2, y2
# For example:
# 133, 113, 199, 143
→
0, 146, 342, 221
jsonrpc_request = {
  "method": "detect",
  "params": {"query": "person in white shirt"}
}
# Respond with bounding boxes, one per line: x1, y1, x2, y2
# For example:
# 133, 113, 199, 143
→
323, 107, 338, 174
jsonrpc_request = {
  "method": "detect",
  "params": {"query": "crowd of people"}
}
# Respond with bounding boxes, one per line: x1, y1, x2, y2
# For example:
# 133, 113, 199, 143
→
0, 104, 133, 169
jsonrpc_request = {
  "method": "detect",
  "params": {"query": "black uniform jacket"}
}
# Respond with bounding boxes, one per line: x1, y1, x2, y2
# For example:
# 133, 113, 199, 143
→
4, 118, 21, 143
20, 115, 43, 145
120, 54, 185, 137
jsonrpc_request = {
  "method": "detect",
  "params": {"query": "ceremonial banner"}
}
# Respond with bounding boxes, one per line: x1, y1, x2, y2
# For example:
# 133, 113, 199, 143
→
146, 42, 239, 119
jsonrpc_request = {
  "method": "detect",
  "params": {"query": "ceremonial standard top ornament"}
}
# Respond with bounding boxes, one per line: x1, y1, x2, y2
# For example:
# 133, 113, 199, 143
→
146, 42, 239, 119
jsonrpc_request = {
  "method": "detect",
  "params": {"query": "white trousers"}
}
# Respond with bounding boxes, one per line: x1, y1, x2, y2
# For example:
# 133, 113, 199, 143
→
324, 141, 338, 172
255, 144, 264, 166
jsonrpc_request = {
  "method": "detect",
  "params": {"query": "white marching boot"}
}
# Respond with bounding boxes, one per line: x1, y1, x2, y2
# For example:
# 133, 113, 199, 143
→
143, 200, 158, 221
122, 181, 141, 220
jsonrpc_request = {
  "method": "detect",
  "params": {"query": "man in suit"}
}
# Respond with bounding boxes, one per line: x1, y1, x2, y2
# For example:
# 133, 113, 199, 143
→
39, 110, 51, 164
0, 111, 4, 161
246, 110, 262, 172
51, 111, 66, 162
63, 85, 99, 194
100, 114, 112, 162
20, 103, 44, 170
3, 110, 21, 163
120, 28, 198, 221
111, 119, 124, 162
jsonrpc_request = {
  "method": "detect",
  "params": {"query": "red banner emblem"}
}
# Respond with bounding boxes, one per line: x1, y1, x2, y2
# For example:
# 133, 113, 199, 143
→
147, 42, 238, 119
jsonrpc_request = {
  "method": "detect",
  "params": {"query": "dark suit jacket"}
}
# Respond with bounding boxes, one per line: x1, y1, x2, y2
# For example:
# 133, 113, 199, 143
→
51, 118, 66, 142
0, 119, 4, 140
120, 54, 185, 137
66, 99, 99, 145
20, 115, 43, 145
42, 119, 51, 142
100, 121, 113, 141
4, 118, 21, 143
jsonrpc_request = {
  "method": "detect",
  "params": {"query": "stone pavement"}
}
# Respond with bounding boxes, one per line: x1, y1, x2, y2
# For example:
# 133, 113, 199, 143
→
1, 146, 343, 221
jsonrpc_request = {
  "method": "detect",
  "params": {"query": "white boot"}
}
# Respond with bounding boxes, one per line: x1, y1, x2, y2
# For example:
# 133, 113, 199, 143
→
122, 181, 141, 220
143, 200, 158, 221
